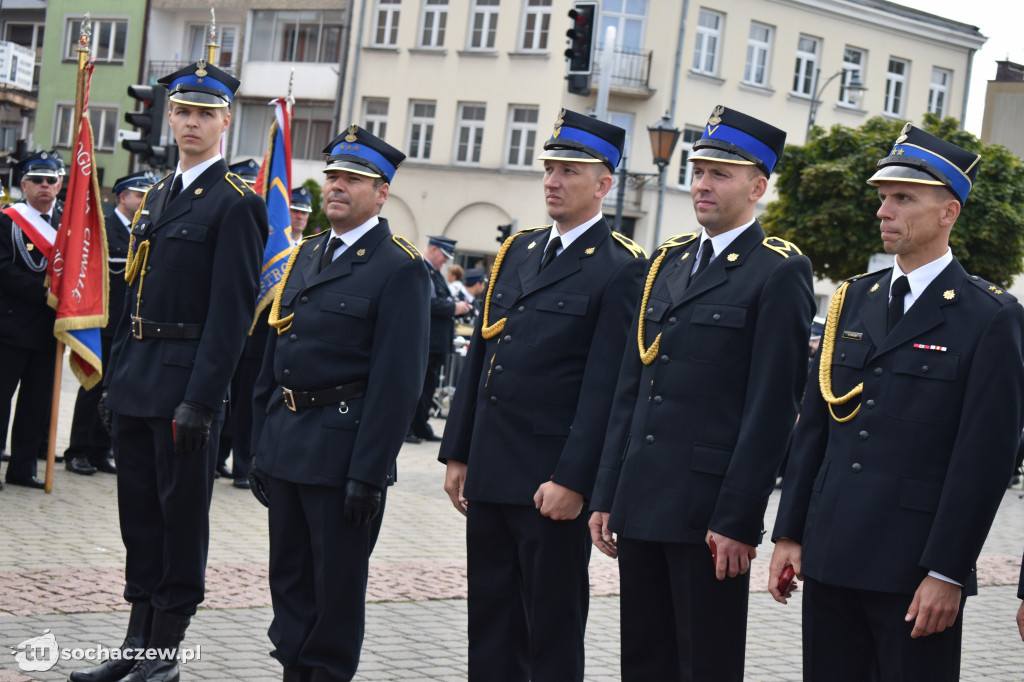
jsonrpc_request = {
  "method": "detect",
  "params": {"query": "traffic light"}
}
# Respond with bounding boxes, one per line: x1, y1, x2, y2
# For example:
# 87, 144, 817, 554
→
123, 84, 169, 167
565, 2, 596, 76
496, 223, 513, 244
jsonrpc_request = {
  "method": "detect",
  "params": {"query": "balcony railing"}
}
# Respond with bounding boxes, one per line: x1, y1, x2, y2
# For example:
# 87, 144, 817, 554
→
593, 46, 652, 90
146, 60, 237, 85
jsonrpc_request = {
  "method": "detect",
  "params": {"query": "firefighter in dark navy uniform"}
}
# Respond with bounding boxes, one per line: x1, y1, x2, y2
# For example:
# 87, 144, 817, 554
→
589, 106, 815, 682
69, 60, 268, 682
248, 125, 429, 682
772, 125, 1024, 682
0, 151, 63, 490
439, 109, 646, 682
63, 172, 154, 476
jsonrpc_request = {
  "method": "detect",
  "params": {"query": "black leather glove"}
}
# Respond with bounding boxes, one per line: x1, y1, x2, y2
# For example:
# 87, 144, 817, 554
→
98, 390, 112, 435
343, 479, 382, 525
249, 467, 270, 508
172, 401, 214, 452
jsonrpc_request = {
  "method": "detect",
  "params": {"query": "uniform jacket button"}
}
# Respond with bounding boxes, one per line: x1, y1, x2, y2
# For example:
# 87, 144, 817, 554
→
557, 301, 565, 308
668, 316, 677, 324
339, 302, 346, 309
517, 305, 525, 313
496, 293, 503, 300
858, 430, 869, 440
851, 463, 863, 473
645, 434, 655, 444
489, 396, 498, 404
503, 335, 512, 343
494, 365, 503, 373
289, 333, 297, 341
712, 313, 721, 321
653, 395, 663, 405
300, 295, 309, 303
921, 365, 928, 373
840, 352, 846, 360
659, 354, 669, 364
873, 367, 883, 376
283, 369, 291, 377
865, 399, 875, 408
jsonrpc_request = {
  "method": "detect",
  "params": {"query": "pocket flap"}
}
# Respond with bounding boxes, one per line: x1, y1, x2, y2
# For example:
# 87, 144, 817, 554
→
900, 477, 942, 513
691, 304, 746, 329
892, 349, 958, 381
833, 339, 871, 369
536, 292, 589, 316
320, 291, 371, 318
167, 224, 209, 242
691, 444, 731, 475
644, 296, 670, 322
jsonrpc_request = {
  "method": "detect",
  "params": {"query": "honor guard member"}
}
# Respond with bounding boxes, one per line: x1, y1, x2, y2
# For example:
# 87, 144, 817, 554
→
289, 186, 313, 243
70, 61, 268, 682
248, 125, 429, 682
64, 172, 154, 476
409, 235, 472, 443
228, 158, 260, 187
770, 125, 1024, 681
463, 267, 487, 321
440, 109, 646, 682
589, 106, 815, 682
0, 151, 64, 489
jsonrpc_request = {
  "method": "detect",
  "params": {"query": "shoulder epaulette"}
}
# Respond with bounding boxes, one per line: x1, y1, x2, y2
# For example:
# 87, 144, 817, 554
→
225, 172, 255, 196
845, 272, 870, 283
762, 236, 803, 258
968, 275, 1018, 304
392, 234, 421, 259
656, 233, 698, 252
611, 232, 647, 258
517, 225, 550, 235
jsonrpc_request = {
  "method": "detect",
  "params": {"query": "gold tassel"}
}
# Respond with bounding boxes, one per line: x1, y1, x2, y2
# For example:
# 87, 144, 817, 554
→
818, 281, 863, 422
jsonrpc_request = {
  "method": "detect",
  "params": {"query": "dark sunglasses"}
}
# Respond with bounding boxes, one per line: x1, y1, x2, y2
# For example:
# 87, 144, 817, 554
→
27, 176, 59, 185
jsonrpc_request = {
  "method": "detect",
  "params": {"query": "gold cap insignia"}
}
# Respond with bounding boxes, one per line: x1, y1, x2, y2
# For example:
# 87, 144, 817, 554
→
528, 241, 537, 249
553, 109, 565, 138
195, 59, 207, 78
943, 289, 955, 300
708, 105, 724, 126
585, 247, 596, 255
895, 122, 911, 145
194, 188, 203, 196
870, 283, 880, 292
357, 248, 366, 256
345, 124, 358, 143
726, 253, 739, 262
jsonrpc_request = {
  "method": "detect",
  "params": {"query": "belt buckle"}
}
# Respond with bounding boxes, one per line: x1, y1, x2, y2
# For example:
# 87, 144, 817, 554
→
131, 317, 143, 339
282, 387, 297, 412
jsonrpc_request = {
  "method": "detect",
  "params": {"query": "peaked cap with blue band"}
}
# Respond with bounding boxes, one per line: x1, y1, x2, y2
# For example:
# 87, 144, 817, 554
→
537, 108, 625, 172
689, 105, 787, 178
157, 59, 239, 108
113, 171, 156, 196
867, 123, 980, 205
17, 150, 62, 179
228, 159, 260, 184
290, 186, 313, 212
323, 124, 406, 183
428, 235, 457, 259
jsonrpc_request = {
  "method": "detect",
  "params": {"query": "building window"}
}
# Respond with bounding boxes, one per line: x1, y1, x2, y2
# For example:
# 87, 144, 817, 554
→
420, 0, 449, 48
744, 22, 772, 86
455, 103, 486, 164
520, 0, 551, 51
407, 101, 436, 161
4, 22, 44, 85
692, 9, 723, 75
885, 58, 909, 116
676, 126, 703, 189
840, 47, 866, 106
65, 18, 127, 64
55, 104, 119, 151
792, 34, 820, 96
468, 0, 500, 50
187, 25, 238, 68
506, 105, 538, 168
599, 0, 647, 51
237, 104, 332, 160
929, 67, 951, 117
373, 0, 401, 47
363, 98, 389, 139
249, 11, 344, 63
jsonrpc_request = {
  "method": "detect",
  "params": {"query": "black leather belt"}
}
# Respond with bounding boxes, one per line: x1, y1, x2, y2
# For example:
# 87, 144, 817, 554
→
281, 382, 367, 411
130, 316, 203, 340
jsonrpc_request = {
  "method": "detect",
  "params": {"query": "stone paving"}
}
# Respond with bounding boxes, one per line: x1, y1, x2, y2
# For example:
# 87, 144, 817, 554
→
3, 370, 1024, 680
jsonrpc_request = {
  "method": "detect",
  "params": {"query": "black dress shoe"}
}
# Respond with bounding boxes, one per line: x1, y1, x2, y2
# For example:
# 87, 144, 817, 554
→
215, 463, 232, 479
233, 478, 251, 489
421, 433, 443, 442
91, 458, 117, 474
0, 450, 9, 462
66, 457, 97, 475
6, 476, 45, 489
404, 434, 422, 444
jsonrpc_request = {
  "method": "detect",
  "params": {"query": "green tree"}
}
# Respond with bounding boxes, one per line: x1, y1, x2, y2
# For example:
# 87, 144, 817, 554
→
761, 114, 1024, 287
301, 177, 331, 236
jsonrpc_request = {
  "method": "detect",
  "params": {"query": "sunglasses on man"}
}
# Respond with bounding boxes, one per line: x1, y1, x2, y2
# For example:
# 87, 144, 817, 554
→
27, 176, 59, 185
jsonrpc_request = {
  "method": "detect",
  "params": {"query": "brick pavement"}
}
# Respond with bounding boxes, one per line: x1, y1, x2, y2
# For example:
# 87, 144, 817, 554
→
3, 370, 1024, 679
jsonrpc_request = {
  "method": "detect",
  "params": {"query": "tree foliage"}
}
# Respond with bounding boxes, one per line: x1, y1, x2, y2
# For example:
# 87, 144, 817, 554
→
761, 114, 1024, 287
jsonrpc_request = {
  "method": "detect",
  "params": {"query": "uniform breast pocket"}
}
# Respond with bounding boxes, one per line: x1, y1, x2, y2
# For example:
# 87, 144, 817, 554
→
317, 292, 372, 346
885, 349, 960, 424
830, 338, 871, 388
488, 282, 521, 317
530, 291, 590, 353
162, 223, 210, 271
687, 304, 747, 364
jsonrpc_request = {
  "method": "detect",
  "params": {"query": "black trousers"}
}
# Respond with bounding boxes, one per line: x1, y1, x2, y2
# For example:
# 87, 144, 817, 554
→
410, 352, 444, 438
0, 341, 55, 481
267, 477, 387, 681
113, 411, 220, 615
466, 501, 591, 682
64, 336, 113, 464
617, 537, 749, 682
802, 576, 966, 682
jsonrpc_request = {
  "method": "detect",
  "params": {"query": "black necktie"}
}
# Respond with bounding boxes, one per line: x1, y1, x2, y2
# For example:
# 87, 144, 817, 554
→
691, 240, 714, 281
888, 275, 910, 333
167, 174, 183, 204
540, 236, 561, 272
40, 214, 50, 224
320, 236, 343, 272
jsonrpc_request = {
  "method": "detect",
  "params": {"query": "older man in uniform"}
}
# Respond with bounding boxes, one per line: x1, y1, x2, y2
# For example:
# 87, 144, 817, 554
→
0, 151, 64, 489
771, 125, 1024, 682
64, 172, 154, 476
589, 106, 814, 681
249, 125, 429, 682
440, 109, 646, 681
69, 61, 268, 682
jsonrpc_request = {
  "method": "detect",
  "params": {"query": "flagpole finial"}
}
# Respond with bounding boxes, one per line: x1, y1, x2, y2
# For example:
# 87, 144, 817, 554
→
287, 69, 295, 106
76, 13, 92, 69
206, 7, 219, 64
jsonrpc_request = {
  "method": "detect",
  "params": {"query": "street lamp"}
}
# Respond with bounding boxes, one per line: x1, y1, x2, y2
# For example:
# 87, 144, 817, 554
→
648, 114, 681, 248
806, 68, 866, 137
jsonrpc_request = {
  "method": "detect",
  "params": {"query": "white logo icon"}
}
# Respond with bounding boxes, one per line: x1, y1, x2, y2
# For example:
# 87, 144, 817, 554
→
13, 629, 60, 672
